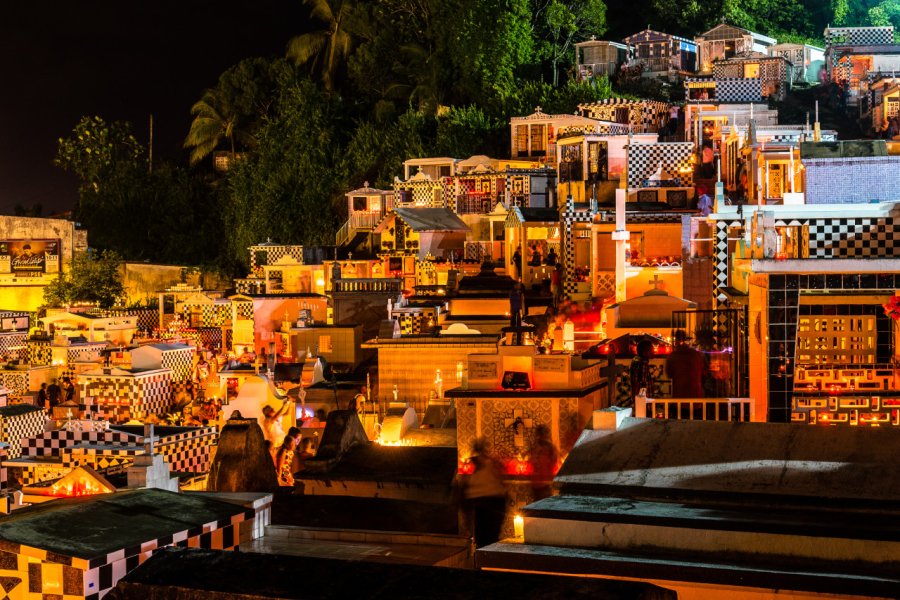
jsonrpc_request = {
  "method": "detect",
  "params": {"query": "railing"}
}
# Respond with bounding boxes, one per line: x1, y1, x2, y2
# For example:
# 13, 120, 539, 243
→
336, 212, 383, 246
350, 211, 382, 230
332, 278, 404, 294
464, 241, 494, 262
578, 63, 616, 78
635, 57, 671, 72
335, 220, 352, 247
636, 396, 754, 422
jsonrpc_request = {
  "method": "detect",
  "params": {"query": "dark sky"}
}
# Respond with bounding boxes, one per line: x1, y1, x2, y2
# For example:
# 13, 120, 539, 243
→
0, 0, 305, 214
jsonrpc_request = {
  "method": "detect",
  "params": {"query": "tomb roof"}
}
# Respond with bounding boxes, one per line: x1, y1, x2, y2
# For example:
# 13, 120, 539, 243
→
112, 546, 673, 599
556, 417, 900, 504
0, 489, 248, 561
0, 404, 44, 417
508, 206, 560, 223
388, 207, 469, 232
800, 140, 888, 158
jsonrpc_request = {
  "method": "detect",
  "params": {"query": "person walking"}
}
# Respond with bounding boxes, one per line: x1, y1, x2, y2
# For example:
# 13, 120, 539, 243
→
529, 425, 558, 501
458, 438, 507, 547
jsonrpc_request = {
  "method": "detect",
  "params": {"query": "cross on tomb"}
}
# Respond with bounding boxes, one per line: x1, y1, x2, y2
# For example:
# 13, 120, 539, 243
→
648, 274, 664, 290
504, 409, 533, 448
143, 423, 158, 455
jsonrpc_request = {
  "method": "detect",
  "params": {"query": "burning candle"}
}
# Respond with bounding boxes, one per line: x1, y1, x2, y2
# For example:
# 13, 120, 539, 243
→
514, 514, 525, 538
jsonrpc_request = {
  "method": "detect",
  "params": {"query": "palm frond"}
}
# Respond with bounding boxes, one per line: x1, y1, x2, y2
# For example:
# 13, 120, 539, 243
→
287, 32, 328, 65
305, 0, 335, 24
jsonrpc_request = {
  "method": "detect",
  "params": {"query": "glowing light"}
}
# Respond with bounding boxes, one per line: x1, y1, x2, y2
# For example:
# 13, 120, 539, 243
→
514, 514, 525, 538
563, 321, 575, 352
505, 458, 534, 476
48, 476, 112, 497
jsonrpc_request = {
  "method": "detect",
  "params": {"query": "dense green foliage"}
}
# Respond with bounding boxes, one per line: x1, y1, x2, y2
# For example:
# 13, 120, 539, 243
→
43, 250, 125, 309
646, 0, 900, 43
55, 117, 222, 266
54, 1, 895, 275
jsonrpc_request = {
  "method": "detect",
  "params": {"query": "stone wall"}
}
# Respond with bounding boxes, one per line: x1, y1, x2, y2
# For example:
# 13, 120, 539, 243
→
804, 156, 900, 204
121, 263, 231, 306
682, 257, 714, 310
374, 338, 499, 406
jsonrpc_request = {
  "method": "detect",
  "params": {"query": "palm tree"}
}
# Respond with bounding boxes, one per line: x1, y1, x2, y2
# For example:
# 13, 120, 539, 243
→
387, 42, 447, 115
287, 0, 364, 91
184, 88, 255, 166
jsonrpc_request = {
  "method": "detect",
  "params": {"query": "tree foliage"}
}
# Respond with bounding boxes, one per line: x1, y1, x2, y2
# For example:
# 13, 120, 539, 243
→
222, 76, 348, 271
56, 117, 222, 267
54, 116, 144, 194
287, 0, 370, 91
43, 250, 125, 309
185, 58, 291, 165
646, 0, 897, 41
61, 0, 894, 277
533, 0, 607, 87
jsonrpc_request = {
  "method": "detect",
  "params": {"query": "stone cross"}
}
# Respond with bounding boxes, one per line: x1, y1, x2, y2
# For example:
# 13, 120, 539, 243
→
143, 423, 156, 455
504, 410, 534, 448
648, 274, 664, 290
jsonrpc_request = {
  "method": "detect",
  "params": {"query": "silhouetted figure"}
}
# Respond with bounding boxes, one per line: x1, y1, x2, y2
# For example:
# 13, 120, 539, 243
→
459, 438, 507, 547
529, 425, 558, 501
666, 331, 704, 398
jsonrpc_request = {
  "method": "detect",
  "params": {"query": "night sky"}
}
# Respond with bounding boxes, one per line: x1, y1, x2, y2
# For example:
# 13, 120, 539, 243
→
0, 0, 305, 214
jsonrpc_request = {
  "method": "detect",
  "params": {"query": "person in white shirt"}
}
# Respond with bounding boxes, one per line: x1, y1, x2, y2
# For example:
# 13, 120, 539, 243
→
261, 400, 290, 449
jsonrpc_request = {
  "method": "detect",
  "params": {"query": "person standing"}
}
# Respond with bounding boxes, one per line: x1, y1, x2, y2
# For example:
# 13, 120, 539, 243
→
666, 331, 704, 398
529, 244, 542, 267
550, 264, 562, 308
509, 281, 525, 329
261, 400, 291, 450
275, 427, 300, 487
61, 378, 75, 404
194, 353, 211, 400
630, 339, 655, 404
459, 438, 507, 547
701, 142, 715, 178
544, 247, 557, 266
529, 425, 558, 501
46, 380, 62, 408
37, 383, 48, 410
512, 246, 523, 281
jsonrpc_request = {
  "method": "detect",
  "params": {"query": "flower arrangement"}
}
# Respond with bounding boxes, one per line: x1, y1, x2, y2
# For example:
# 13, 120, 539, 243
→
883, 295, 900, 321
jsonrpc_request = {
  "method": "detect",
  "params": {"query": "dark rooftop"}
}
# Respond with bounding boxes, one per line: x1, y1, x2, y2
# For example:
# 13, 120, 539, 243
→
0, 489, 248, 560
0, 404, 44, 417
109, 547, 674, 599
391, 207, 469, 232
513, 207, 560, 222
800, 140, 889, 159
298, 444, 458, 487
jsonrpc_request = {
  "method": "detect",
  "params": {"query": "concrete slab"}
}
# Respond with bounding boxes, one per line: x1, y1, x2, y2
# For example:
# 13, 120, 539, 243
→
477, 541, 899, 599
110, 546, 676, 599
556, 417, 900, 503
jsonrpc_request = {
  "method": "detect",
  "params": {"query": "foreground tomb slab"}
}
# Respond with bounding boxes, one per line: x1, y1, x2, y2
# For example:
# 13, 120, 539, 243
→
478, 416, 900, 599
